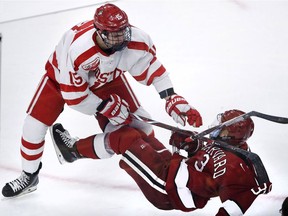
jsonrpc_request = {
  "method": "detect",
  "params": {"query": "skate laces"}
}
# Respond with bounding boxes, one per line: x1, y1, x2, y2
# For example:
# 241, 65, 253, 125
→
56, 129, 77, 148
8, 172, 30, 192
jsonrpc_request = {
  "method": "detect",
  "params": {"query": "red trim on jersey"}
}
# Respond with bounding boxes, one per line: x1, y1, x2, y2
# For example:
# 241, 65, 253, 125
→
71, 20, 93, 31
65, 94, 88, 106
60, 82, 88, 92
133, 68, 149, 82
128, 41, 149, 52
150, 45, 156, 56
45, 61, 57, 81
52, 51, 58, 68
133, 59, 166, 84
22, 139, 45, 150
147, 65, 166, 86
150, 56, 157, 65
72, 21, 94, 43
121, 74, 141, 108
74, 46, 97, 71
21, 150, 43, 161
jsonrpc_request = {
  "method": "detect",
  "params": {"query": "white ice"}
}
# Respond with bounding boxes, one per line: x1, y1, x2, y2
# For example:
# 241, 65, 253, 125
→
0, 0, 288, 215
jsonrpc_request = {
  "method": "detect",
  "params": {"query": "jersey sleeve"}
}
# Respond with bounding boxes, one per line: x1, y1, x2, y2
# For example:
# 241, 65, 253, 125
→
165, 153, 209, 212
48, 25, 102, 115
127, 28, 174, 95
216, 190, 257, 215
216, 164, 272, 215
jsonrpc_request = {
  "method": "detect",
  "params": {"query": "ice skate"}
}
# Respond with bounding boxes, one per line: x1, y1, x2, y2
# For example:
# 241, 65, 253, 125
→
2, 162, 42, 198
50, 123, 81, 164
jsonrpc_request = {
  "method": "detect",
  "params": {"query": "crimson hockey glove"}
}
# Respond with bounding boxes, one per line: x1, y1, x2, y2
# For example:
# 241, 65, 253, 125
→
165, 94, 203, 127
169, 131, 202, 155
97, 94, 131, 126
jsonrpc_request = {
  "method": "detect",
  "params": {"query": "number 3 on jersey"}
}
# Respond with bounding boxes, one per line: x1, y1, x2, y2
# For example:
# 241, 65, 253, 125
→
194, 154, 209, 172
69, 71, 84, 86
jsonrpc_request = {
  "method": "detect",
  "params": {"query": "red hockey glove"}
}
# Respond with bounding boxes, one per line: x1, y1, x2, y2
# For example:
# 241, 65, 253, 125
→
165, 94, 203, 127
97, 94, 131, 126
169, 131, 202, 155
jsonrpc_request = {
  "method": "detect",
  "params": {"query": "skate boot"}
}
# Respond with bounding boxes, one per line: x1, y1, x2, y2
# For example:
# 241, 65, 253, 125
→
50, 123, 82, 164
2, 162, 42, 198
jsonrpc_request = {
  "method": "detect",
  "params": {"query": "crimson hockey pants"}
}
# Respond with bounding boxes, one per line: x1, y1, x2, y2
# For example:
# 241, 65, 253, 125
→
109, 126, 174, 210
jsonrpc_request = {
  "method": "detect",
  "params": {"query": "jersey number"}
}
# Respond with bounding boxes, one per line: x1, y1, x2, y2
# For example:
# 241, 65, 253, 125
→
194, 154, 209, 172
69, 72, 84, 86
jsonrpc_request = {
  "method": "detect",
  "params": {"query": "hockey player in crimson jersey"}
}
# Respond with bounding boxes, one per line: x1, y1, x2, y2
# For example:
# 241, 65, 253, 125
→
51, 109, 271, 215
2, 3, 202, 198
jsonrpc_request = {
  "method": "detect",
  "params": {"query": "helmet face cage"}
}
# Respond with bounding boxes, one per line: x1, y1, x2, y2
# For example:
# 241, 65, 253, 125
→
97, 26, 131, 52
210, 110, 254, 146
209, 113, 222, 139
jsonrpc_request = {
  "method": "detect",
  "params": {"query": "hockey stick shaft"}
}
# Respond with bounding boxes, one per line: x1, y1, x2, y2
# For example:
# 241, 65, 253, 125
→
195, 111, 288, 139
131, 111, 288, 139
251, 111, 288, 124
130, 113, 194, 136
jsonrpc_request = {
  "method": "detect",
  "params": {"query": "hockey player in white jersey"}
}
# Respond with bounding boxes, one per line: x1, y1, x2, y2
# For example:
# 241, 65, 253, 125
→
2, 3, 202, 197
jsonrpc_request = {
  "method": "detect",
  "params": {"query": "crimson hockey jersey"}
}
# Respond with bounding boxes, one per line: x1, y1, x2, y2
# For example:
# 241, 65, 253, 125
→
166, 143, 272, 215
45, 20, 173, 115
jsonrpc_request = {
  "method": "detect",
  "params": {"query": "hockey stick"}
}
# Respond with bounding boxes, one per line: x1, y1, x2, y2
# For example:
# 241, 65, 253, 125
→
212, 139, 271, 186
195, 111, 288, 139
131, 113, 194, 136
131, 111, 288, 140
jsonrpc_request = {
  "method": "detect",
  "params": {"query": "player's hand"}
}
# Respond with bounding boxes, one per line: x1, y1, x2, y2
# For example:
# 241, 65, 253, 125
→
165, 94, 203, 127
97, 94, 131, 126
169, 131, 202, 155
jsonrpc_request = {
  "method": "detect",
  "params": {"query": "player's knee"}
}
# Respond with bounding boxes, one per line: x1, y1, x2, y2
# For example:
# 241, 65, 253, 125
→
22, 115, 48, 143
108, 126, 143, 154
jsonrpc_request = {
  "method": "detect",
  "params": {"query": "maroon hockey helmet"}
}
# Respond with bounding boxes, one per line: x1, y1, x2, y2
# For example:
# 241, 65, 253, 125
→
94, 3, 129, 32
210, 109, 254, 146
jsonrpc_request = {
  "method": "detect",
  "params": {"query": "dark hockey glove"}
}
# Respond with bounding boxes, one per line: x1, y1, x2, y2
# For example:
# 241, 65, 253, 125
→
169, 131, 202, 156
97, 94, 131, 126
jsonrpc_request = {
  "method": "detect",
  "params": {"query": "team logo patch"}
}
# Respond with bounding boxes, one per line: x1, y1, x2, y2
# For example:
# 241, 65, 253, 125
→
82, 57, 100, 71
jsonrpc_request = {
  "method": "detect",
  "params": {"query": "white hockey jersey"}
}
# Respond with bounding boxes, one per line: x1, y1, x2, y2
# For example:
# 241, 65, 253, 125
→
45, 20, 173, 115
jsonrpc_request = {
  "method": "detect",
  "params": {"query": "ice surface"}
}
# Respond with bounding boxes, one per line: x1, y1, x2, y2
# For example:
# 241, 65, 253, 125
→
0, 0, 287, 215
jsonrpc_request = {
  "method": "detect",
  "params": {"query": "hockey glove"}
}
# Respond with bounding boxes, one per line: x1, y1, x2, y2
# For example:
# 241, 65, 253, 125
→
165, 94, 203, 127
97, 94, 131, 126
169, 131, 202, 156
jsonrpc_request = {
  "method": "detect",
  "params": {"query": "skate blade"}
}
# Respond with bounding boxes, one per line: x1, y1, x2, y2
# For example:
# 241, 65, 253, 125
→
3, 186, 38, 199
19, 185, 38, 197
49, 126, 67, 165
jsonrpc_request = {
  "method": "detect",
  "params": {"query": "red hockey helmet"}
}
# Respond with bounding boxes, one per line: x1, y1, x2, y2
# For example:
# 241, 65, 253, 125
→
210, 109, 254, 146
94, 4, 131, 52
94, 3, 129, 32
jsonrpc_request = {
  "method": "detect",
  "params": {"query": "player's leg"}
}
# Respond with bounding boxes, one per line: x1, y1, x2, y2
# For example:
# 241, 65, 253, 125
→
2, 75, 65, 197
50, 74, 154, 163
50, 123, 114, 164
108, 126, 174, 210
